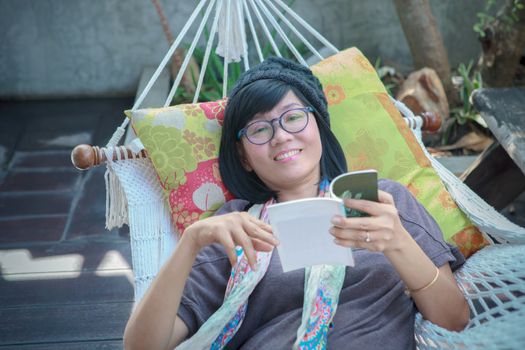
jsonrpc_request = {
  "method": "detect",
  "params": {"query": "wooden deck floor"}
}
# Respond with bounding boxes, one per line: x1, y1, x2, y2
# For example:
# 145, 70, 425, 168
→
0, 98, 134, 349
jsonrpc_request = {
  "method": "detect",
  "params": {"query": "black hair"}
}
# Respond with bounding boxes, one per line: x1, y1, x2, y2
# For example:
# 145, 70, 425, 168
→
219, 79, 347, 203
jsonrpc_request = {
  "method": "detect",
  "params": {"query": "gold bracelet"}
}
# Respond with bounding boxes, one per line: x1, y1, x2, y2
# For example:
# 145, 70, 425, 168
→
407, 266, 440, 295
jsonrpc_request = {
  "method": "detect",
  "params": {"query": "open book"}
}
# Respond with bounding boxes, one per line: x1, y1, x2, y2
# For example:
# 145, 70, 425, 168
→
267, 169, 378, 272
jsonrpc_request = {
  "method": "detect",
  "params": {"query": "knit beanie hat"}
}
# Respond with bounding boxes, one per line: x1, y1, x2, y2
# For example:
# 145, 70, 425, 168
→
228, 57, 330, 126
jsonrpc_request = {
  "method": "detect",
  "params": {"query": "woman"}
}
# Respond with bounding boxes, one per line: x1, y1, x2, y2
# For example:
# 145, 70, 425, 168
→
123, 57, 469, 349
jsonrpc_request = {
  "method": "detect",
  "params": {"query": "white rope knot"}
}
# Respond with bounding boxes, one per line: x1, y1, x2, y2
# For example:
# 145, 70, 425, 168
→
216, 0, 246, 63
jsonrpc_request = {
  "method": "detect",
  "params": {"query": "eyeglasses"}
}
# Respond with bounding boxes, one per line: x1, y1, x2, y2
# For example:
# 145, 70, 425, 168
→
237, 106, 314, 145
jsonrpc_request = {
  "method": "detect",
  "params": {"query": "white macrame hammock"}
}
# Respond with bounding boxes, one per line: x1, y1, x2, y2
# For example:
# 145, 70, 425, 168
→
100, 1, 525, 348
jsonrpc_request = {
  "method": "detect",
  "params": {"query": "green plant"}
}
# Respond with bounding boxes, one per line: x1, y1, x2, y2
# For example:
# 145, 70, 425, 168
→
443, 61, 487, 144
171, 46, 245, 104
452, 62, 484, 125
373, 57, 396, 95
474, 0, 524, 37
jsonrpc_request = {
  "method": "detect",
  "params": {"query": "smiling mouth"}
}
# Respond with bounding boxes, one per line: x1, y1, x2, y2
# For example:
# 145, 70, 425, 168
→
274, 149, 302, 161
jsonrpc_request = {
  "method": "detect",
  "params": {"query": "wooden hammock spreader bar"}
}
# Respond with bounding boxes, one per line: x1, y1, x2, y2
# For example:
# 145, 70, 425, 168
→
71, 144, 148, 170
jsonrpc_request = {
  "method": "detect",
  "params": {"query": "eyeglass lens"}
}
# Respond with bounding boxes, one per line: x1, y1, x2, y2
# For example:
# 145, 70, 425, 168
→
245, 109, 309, 144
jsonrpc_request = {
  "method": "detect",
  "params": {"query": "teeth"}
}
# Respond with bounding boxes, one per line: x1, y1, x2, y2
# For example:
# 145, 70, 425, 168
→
275, 149, 300, 160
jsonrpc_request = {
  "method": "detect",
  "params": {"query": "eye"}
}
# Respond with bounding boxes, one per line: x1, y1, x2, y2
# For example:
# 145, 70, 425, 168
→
247, 123, 271, 136
283, 112, 305, 123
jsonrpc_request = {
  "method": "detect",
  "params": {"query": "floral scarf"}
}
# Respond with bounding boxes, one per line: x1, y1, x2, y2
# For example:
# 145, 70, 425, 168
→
176, 180, 346, 349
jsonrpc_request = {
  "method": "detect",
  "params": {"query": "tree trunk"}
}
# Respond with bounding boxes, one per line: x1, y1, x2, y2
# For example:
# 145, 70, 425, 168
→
393, 0, 455, 108
479, 0, 525, 87
151, 0, 199, 97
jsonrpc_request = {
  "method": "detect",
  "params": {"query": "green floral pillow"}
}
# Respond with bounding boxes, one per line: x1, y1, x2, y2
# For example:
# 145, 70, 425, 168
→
128, 47, 488, 258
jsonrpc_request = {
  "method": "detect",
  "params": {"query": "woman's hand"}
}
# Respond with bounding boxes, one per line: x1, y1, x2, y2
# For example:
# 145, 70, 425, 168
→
124, 211, 277, 350
329, 190, 409, 253
330, 190, 470, 331
183, 212, 279, 270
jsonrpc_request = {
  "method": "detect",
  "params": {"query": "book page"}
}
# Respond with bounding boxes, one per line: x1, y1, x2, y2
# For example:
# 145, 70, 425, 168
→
268, 198, 354, 272
330, 169, 378, 217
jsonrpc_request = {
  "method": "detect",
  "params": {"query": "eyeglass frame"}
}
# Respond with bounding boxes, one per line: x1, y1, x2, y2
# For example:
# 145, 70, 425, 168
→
236, 106, 314, 145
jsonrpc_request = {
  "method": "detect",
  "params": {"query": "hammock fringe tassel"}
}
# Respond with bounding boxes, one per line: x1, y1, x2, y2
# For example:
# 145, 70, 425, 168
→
104, 150, 129, 230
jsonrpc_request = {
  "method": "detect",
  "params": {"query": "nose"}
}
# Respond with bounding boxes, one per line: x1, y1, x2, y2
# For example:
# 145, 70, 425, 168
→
270, 121, 293, 146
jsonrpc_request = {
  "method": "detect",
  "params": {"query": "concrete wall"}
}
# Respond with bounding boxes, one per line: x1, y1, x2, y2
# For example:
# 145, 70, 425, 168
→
0, 0, 486, 99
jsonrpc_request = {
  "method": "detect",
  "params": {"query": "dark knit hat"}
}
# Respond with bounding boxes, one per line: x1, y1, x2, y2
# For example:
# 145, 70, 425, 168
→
228, 57, 330, 126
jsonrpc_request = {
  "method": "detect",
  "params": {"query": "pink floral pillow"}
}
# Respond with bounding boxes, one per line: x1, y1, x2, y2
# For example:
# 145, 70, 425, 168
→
126, 99, 234, 234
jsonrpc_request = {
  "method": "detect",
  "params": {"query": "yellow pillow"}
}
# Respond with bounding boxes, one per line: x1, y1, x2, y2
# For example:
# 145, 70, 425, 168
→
311, 48, 488, 258
127, 47, 488, 258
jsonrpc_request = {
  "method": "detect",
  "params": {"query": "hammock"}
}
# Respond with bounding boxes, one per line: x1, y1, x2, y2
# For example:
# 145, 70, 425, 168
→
74, 1, 525, 348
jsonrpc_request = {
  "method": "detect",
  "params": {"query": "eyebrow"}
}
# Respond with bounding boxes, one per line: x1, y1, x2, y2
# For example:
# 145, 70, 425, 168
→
280, 102, 303, 110
252, 103, 303, 121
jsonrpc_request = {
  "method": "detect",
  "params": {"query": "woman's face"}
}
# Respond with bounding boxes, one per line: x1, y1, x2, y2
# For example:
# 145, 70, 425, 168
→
238, 90, 322, 197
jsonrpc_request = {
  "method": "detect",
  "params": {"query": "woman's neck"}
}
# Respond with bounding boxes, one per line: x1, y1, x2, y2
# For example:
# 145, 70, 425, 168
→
276, 180, 320, 202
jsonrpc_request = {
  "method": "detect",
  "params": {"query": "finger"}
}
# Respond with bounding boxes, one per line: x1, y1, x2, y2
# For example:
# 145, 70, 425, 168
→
232, 229, 258, 270
333, 238, 360, 248
334, 238, 372, 251
218, 232, 238, 267
378, 190, 395, 205
333, 214, 380, 232
246, 214, 273, 233
243, 220, 279, 246
251, 237, 276, 252
343, 198, 384, 217
330, 226, 369, 241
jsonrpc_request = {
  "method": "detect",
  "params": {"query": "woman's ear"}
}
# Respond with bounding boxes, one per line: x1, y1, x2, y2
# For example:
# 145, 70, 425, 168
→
237, 142, 253, 172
